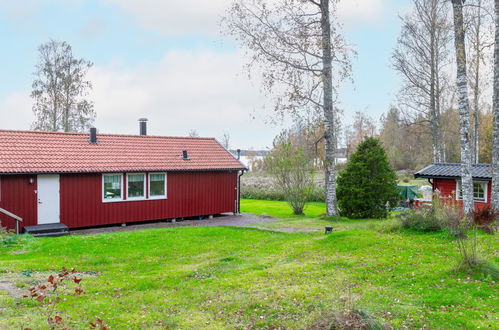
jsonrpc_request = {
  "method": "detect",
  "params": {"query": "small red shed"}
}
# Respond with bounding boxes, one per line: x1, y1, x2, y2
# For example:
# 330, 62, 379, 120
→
0, 127, 246, 232
414, 162, 492, 211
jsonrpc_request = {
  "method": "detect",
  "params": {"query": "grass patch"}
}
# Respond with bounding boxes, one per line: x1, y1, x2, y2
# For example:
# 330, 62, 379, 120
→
0, 199, 497, 328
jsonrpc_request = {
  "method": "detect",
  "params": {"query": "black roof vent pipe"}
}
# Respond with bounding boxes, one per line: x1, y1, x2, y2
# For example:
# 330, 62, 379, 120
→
89, 127, 97, 144
237, 149, 241, 160
182, 150, 190, 160
139, 118, 148, 136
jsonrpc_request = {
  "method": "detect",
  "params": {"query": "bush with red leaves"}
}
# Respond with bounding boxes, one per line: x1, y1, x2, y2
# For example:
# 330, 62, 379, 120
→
23, 267, 108, 329
473, 206, 498, 234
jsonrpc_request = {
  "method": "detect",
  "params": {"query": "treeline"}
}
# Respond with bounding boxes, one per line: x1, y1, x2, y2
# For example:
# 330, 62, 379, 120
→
380, 107, 493, 170
254, 103, 493, 173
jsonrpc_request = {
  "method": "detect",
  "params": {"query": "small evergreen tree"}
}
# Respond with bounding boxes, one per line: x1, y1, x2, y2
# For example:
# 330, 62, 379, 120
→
337, 137, 399, 219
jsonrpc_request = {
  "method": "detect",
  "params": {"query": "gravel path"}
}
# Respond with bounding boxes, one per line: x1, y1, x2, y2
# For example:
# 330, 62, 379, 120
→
70, 213, 278, 236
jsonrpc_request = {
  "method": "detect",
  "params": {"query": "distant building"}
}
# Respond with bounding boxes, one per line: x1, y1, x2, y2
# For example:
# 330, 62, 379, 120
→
229, 149, 269, 171
414, 162, 492, 211
335, 148, 348, 164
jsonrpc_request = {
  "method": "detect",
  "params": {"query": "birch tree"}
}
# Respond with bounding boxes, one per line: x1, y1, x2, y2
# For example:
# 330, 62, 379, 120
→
467, 0, 494, 163
220, 133, 231, 149
188, 129, 200, 137
31, 40, 95, 132
223, 0, 353, 216
450, 0, 474, 217
392, 0, 451, 163
492, 0, 499, 210
344, 111, 377, 157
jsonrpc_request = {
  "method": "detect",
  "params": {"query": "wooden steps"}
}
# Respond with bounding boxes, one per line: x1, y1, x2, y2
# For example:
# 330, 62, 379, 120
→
24, 223, 70, 237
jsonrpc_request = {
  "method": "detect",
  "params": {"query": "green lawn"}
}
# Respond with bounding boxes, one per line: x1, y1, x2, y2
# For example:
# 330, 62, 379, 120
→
0, 200, 497, 329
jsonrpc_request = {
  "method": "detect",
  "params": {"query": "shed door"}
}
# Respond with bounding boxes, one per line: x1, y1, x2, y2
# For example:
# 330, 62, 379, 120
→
37, 175, 60, 224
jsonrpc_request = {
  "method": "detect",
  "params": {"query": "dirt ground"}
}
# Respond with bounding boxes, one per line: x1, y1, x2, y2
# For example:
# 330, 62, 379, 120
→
0, 280, 23, 299
70, 213, 278, 236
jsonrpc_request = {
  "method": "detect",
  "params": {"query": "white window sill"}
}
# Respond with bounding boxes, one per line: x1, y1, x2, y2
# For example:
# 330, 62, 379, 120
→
149, 195, 167, 200
127, 197, 146, 201
103, 198, 123, 203
102, 197, 167, 203
456, 198, 487, 203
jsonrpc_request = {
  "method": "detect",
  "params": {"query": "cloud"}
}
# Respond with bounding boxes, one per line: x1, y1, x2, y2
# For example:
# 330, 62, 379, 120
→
0, 91, 33, 130
0, 0, 83, 21
0, 49, 279, 149
79, 17, 106, 39
337, 0, 384, 24
103, 0, 230, 36
88, 49, 278, 148
104, 0, 387, 36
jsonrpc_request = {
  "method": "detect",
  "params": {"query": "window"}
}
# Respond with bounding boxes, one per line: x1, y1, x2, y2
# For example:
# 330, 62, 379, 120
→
103, 174, 122, 201
149, 173, 167, 199
456, 181, 487, 202
127, 173, 145, 199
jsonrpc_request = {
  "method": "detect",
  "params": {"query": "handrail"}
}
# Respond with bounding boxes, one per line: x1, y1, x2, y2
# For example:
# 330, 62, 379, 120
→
0, 207, 23, 235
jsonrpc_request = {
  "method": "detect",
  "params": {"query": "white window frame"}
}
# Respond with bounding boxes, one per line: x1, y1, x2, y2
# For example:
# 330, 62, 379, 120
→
148, 172, 167, 200
126, 173, 146, 201
455, 180, 488, 203
102, 173, 124, 203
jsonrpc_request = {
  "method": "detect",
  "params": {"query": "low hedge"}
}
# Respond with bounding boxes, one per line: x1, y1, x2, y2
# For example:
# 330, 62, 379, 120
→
241, 185, 326, 202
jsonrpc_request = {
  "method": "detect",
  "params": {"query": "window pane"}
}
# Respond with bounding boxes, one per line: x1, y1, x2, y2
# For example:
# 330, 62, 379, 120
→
128, 174, 144, 198
473, 183, 485, 201
104, 175, 121, 199
456, 181, 462, 199
150, 173, 165, 197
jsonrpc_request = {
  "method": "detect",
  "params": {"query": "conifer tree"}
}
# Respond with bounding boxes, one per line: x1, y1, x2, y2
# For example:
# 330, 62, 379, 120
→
337, 137, 399, 219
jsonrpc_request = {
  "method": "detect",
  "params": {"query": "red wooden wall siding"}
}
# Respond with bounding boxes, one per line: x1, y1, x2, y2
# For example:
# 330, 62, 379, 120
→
59, 171, 238, 229
0, 175, 37, 230
433, 178, 491, 211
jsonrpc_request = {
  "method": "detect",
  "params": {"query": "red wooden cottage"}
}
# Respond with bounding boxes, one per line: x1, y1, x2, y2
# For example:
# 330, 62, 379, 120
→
0, 124, 246, 235
414, 162, 492, 210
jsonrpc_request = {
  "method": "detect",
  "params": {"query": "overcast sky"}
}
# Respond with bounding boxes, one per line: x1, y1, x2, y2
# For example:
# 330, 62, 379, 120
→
0, 0, 410, 149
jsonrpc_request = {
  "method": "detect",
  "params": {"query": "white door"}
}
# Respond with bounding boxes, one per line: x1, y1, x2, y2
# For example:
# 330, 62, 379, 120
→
37, 175, 60, 224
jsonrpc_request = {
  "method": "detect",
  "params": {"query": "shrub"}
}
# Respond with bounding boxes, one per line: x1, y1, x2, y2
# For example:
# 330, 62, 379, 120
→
311, 284, 388, 329
311, 309, 386, 330
474, 206, 498, 234
241, 185, 326, 202
398, 207, 441, 232
337, 137, 400, 218
0, 220, 14, 246
0, 221, 8, 239
377, 217, 403, 233
241, 186, 286, 201
267, 141, 315, 215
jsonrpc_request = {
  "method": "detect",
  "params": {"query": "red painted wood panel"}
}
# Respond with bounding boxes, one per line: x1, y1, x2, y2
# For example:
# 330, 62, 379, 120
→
59, 171, 238, 229
0, 175, 37, 230
433, 178, 491, 211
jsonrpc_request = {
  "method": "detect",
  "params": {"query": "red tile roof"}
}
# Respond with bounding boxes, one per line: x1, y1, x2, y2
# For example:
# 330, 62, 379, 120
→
0, 130, 246, 174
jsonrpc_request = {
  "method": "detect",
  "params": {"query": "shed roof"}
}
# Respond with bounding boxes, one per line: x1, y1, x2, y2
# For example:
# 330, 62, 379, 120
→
414, 163, 492, 180
0, 130, 246, 174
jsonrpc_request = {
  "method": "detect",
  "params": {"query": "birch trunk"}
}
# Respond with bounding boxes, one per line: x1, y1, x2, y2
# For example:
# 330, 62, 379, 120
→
471, 0, 482, 164
430, 10, 444, 163
451, 0, 474, 218
492, 0, 499, 210
430, 41, 442, 163
321, 0, 338, 217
